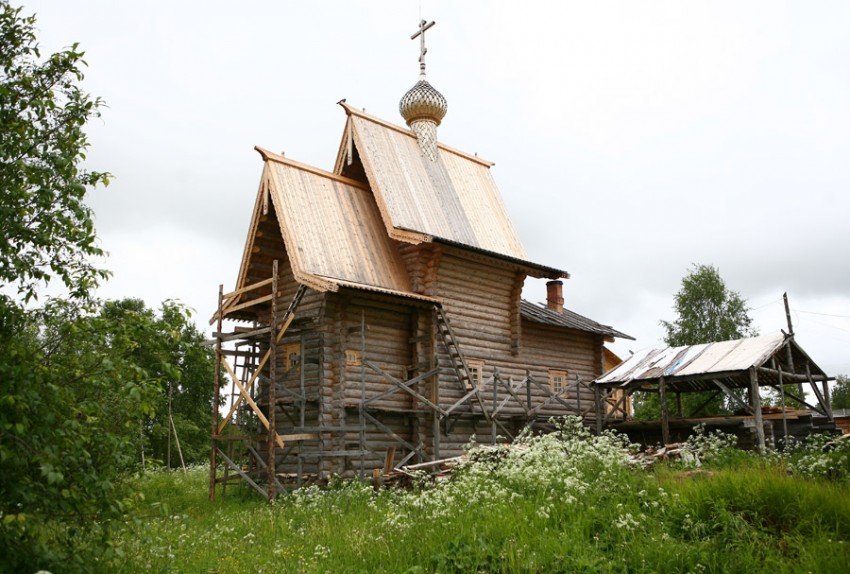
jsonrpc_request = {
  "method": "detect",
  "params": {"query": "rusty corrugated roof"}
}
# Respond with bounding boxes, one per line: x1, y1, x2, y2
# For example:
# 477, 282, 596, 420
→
594, 333, 828, 388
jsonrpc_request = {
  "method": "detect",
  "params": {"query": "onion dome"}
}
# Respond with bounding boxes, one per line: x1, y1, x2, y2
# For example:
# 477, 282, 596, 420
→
399, 79, 447, 127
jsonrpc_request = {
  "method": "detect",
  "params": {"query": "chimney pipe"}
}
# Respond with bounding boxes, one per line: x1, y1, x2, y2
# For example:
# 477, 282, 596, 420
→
546, 280, 564, 313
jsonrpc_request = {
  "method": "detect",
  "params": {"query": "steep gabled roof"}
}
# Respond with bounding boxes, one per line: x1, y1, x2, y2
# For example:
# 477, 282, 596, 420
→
520, 300, 634, 340
335, 103, 567, 279
230, 148, 435, 303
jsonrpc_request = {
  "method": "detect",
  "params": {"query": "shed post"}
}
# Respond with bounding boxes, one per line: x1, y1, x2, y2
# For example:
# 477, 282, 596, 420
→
267, 260, 278, 501
749, 367, 766, 452
658, 377, 670, 446
594, 384, 603, 435
575, 375, 582, 420
775, 360, 789, 446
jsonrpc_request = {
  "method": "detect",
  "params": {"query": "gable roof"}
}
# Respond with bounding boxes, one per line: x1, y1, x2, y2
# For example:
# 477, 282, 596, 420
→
229, 104, 572, 313
234, 148, 435, 303
594, 332, 829, 391
520, 300, 634, 340
335, 103, 567, 278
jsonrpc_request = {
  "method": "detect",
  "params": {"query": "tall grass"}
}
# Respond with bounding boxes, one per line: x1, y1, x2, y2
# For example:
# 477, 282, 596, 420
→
98, 420, 850, 573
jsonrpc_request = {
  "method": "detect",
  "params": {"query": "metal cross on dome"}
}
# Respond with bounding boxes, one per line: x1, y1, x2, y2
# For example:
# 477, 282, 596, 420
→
411, 19, 435, 76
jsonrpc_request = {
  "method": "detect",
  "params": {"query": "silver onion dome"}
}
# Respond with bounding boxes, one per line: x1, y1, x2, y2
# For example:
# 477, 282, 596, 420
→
399, 79, 447, 127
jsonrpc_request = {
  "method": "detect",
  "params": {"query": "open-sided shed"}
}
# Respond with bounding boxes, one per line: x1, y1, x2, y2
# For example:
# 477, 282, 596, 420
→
593, 333, 836, 449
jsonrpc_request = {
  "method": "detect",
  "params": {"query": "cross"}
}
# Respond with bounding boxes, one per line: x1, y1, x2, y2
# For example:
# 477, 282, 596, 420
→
411, 19, 435, 76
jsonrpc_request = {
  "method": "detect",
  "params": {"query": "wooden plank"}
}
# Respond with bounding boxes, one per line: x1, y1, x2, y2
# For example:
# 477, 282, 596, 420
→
750, 367, 766, 452
712, 379, 753, 414
222, 293, 275, 317
659, 377, 670, 445
217, 448, 267, 498
222, 277, 275, 301
221, 358, 285, 449
362, 361, 445, 415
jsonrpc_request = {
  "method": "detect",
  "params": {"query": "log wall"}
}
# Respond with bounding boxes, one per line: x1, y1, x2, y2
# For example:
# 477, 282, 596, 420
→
245, 242, 610, 479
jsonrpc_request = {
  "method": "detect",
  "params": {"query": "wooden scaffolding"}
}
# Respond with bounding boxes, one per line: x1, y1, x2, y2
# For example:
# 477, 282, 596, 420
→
207, 261, 609, 501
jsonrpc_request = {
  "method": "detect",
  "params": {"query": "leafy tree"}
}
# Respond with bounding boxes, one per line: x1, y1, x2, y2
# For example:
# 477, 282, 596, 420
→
634, 264, 758, 420
0, 297, 217, 571
660, 264, 757, 346
832, 375, 850, 410
0, 0, 109, 302
98, 298, 217, 466
0, 5, 219, 570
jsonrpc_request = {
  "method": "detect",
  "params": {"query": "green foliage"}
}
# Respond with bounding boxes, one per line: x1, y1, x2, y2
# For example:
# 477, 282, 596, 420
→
660, 263, 757, 347
635, 264, 758, 419
0, 0, 110, 302
98, 298, 217, 466
832, 374, 850, 410
102, 420, 850, 573
0, 296, 155, 572
0, 296, 216, 572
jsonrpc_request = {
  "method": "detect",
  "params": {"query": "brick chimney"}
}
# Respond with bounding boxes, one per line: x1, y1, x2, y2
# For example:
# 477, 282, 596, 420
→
546, 280, 564, 313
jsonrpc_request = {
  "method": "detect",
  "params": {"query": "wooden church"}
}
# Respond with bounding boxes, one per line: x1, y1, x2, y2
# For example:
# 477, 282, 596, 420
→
209, 21, 631, 498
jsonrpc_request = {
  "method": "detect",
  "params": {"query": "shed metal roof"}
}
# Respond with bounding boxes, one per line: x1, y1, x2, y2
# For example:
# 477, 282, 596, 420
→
595, 333, 828, 390
520, 300, 634, 340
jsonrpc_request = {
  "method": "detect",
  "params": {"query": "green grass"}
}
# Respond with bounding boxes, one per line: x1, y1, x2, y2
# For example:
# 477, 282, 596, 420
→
91, 422, 850, 573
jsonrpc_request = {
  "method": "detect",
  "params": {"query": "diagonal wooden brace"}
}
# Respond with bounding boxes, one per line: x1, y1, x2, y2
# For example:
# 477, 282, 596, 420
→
363, 361, 447, 416
221, 358, 284, 448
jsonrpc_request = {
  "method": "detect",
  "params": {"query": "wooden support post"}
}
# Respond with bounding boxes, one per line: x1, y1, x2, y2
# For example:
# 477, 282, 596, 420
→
594, 383, 603, 435
491, 368, 498, 444
783, 293, 805, 399
209, 284, 223, 502
359, 308, 366, 477
772, 359, 789, 447
823, 376, 833, 421
297, 334, 305, 487
267, 261, 278, 502
675, 391, 683, 418
574, 376, 581, 420
659, 377, 670, 446
430, 313, 440, 460
750, 367, 766, 453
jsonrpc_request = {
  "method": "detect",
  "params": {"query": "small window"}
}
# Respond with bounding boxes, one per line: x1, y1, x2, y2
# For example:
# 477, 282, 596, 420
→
549, 369, 567, 395
345, 349, 362, 366
282, 342, 300, 371
467, 359, 484, 389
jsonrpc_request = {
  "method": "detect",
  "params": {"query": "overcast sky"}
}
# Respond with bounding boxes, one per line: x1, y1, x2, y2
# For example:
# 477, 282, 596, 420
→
22, 0, 850, 378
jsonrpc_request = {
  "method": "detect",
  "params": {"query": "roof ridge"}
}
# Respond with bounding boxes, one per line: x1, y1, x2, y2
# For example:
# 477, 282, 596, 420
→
338, 101, 495, 167
254, 146, 369, 190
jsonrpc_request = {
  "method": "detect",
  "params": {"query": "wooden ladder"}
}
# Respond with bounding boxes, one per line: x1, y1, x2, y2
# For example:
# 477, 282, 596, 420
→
434, 306, 490, 421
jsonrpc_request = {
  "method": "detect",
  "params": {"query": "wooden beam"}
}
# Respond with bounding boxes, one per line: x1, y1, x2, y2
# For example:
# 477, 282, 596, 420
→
750, 367, 766, 452
712, 379, 753, 414
267, 260, 278, 502
221, 358, 284, 449
221, 277, 275, 301
209, 284, 223, 502
659, 377, 670, 445
217, 448, 267, 498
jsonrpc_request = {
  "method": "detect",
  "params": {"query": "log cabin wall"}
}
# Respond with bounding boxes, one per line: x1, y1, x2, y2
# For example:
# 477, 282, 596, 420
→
418, 245, 606, 458
243, 240, 609, 478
